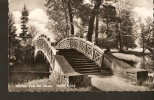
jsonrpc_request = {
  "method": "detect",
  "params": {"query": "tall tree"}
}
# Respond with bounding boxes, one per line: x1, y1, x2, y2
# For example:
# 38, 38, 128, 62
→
19, 4, 30, 43
66, 0, 74, 35
45, 0, 84, 41
8, 12, 20, 64
98, 2, 116, 49
138, 17, 153, 53
87, 0, 102, 42
95, 11, 99, 45
45, 0, 70, 42
115, 0, 136, 51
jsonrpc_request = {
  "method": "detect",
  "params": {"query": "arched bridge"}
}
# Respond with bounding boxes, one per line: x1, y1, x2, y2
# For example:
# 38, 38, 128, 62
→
34, 34, 148, 84
34, 34, 105, 74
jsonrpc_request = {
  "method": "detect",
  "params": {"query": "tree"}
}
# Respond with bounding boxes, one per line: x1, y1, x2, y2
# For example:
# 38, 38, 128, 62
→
115, 0, 136, 51
19, 4, 31, 43
15, 5, 35, 62
66, 0, 74, 35
45, 0, 69, 42
45, 0, 84, 41
138, 17, 153, 53
87, 0, 102, 42
98, 2, 117, 49
120, 9, 136, 50
28, 25, 39, 45
8, 12, 21, 64
95, 12, 99, 45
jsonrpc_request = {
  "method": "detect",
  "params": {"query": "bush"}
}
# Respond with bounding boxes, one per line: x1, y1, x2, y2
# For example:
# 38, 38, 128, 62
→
142, 76, 154, 89
49, 71, 68, 85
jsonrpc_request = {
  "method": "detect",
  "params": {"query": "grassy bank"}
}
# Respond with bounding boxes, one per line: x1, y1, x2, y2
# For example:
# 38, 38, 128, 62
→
8, 78, 96, 92
8, 62, 98, 91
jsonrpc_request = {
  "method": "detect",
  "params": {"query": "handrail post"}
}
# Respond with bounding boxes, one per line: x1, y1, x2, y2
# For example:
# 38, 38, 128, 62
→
100, 54, 104, 69
91, 44, 94, 61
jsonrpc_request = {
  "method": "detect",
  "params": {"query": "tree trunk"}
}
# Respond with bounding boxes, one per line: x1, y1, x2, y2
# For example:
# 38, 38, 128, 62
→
62, 0, 69, 37
119, 22, 123, 51
87, 0, 102, 42
67, 2, 74, 35
119, 31, 122, 51
106, 18, 109, 35
87, 12, 95, 41
95, 11, 99, 45
142, 33, 145, 53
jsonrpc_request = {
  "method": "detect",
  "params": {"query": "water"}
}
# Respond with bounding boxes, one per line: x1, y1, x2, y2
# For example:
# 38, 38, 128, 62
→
9, 72, 50, 85
112, 53, 153, 73
9, 62, 51, 85
135, 55, 153, 73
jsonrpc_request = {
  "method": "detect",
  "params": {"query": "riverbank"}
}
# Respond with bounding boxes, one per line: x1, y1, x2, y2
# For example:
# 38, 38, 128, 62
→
9, 62, 50, 72
8, 77, 100, 92
9, 74, 152, 92
8, 62, 100, 91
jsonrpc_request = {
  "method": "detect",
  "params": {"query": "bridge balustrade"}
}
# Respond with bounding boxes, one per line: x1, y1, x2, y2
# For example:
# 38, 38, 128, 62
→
56, 37, 105, 68
35, 35, 55, 66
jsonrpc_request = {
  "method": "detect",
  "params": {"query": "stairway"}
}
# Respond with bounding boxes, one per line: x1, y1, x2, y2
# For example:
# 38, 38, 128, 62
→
59, 49, 101, 75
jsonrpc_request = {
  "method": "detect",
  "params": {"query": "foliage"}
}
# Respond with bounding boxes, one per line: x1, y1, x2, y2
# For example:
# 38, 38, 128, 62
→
18, 5, 35, 62
120, 9, 136, 50
50, 71, 68, 84
45, 0, 84, 42
75, 3, 91, 26
19, 4, 30, 42
28, 25, 38, 38
27, 25, 39, 45
44, 0, 138, 52
45, 0, 69, 42
138, 17, 153, 53
98, 18, 118, 49
8, 12, 21, 64
98, 0, 137, 51
87, 0, 102, 41
142, 76, 154, 89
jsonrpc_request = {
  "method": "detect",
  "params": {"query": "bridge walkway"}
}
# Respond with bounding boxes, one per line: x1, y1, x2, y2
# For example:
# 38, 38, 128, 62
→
59, 49, 101, 75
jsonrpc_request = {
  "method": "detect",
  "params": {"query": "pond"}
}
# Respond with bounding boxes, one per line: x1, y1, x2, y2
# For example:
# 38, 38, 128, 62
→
9, 62, 51, 85
135, 55, 153, 73
9, 72, 50, 85
112, 53, 154, 73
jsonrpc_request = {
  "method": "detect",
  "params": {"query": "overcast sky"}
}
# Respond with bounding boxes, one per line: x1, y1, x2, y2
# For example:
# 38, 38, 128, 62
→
9, 0, 54, 41
9, 0, 153, 41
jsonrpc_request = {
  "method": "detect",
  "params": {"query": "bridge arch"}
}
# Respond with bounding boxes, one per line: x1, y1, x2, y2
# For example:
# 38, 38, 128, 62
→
34, 34, 58, 70
56, 37, 106, 68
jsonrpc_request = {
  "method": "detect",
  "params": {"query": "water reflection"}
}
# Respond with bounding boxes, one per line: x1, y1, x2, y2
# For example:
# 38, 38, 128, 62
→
135, 55, 153, 72
9, 62, 51, 85
9, 72, 50, 85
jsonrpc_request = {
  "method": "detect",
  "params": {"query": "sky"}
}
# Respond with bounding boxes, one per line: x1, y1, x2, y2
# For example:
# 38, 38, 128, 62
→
9, 0, 153, 42
9, 0, 54, 41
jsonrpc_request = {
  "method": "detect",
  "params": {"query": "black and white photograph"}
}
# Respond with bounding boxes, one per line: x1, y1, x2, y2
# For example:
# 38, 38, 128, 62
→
8, 0, 154, 92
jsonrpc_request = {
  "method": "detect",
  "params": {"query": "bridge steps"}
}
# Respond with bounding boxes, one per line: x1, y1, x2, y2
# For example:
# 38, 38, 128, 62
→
69, 62, 97, 65
66, 58, 91, 60
68, 60, 94, 63
59, 49, 101, 75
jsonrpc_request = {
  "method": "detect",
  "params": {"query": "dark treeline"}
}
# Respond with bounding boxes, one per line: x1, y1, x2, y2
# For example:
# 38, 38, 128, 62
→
9, 5, 38, 66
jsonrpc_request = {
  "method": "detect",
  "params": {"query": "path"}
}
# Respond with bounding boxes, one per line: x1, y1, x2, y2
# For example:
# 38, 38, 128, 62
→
90, 75, 150, 91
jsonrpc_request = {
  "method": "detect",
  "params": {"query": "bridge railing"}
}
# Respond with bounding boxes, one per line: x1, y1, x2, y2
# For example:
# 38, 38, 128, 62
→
35, 34, 58, 67
56, 37, 105, 67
